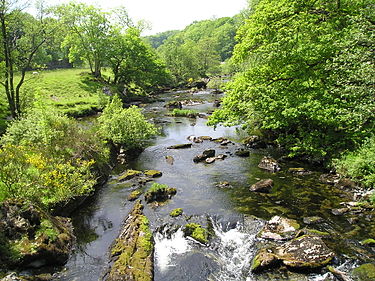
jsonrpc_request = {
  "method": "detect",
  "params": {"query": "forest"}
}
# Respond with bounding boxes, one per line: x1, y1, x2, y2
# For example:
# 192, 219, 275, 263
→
0, 0, 374, 280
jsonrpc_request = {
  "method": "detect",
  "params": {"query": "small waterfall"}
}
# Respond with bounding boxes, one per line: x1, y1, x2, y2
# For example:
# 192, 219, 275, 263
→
154, 228, 191, 272
209, 219, 258, 281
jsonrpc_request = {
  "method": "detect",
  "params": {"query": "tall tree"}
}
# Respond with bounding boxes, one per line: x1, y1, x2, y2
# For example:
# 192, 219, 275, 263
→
54, 2, 110, 77
209, 0, 375, 160
0, 0, 51, 118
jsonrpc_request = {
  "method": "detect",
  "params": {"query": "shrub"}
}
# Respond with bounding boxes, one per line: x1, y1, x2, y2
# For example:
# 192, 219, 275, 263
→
169, 109, 198, 118
98, 95, 157, 149
334, 136, 375, 192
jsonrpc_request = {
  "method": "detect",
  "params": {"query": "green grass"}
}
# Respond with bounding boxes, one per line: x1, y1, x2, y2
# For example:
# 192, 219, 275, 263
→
13, 68, 113, 117
169, 109, 198, 118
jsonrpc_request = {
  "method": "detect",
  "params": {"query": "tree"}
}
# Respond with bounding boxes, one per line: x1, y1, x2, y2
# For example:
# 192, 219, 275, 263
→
54, 2, 110, 77
0, 0, 51, 118
209, 0, 375, 160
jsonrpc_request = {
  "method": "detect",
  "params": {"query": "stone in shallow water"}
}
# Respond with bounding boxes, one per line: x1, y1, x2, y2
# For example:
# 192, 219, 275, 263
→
167, 143, 192, 149
193, 149, 215, 163
258, 156, 281, 172
250, 179, 273, 193
288, 168, 312, 175
144, 170, 163, 178
251, 248, 279, 272
105, 201, 153, 281
235, 149, 250, 157
275, 235, 334, 268
259, 216, 300, 241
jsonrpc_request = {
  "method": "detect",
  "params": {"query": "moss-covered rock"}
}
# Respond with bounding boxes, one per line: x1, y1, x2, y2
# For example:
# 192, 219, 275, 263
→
352, 263, 375, 281
183, 223, 209, 244
105, 201, 153, 281
250, 179, 273, 193
259, 216, 300, 241
144, 170, 163, 178
118, 170, 142, 181
258, 157, 281, 172
0, 200, 74, 268
251, 248, 280, 273
303, 216, 324, 225
276, 235, 335, 269
127, 190, 142, 201
144, 183, 177, 203
170, 208, 183, 217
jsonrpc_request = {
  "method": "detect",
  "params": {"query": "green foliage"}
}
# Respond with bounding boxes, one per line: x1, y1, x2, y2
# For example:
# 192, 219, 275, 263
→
334, 137, 375, 190
98, 95, 157, 148
169, 109, 198, 118
157, 17, 239, 82
145, 30, 179, 49
210, 0, 375, 160
0, 105, 109, 208
108, 27, 171, 91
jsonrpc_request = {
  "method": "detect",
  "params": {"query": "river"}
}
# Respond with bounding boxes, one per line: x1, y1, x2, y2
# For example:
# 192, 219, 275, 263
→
55, 89, 374, 281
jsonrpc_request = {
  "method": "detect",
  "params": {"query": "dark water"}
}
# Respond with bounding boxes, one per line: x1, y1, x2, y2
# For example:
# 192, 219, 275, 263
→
55, 90, 374, 281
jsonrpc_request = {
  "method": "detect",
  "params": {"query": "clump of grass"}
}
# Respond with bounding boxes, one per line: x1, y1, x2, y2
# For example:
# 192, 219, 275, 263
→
169, 109, 198, 118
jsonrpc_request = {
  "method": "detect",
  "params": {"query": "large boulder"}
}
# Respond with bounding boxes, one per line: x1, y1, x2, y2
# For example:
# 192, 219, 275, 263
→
258, 157, 281, 172
193, 149, 215, 163
259, 216, 300, 241
0, 200, 74, 268
275, 235, 335, 269
251, 235, 335, 273
250, 179, 274, 193
104, 201, 153, 281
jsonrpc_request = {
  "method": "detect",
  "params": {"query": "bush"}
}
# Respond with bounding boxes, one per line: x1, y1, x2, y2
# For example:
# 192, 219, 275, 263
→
334, 137, 375, 190
98, 95, 157, 149
169, 109, 198, 118
0, 105, 109, 208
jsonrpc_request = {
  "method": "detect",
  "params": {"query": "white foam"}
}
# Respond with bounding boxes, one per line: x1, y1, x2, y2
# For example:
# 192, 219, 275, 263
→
154, 228, 191, 272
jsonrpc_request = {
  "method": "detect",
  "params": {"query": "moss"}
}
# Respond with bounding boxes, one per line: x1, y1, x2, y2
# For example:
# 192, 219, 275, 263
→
184, 223, 209, 244
352, 263, 375, 281
118, 170, 142, 181
361, 239, 375, 246
144, 183, 177, 203
169, 109, 198, 118
303, 229, 330, 237
128, 190, 142, 201
170, 208, 183, 217
144, 170, 162, 178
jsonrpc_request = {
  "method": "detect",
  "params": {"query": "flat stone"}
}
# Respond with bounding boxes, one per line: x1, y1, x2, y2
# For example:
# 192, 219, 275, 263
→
259, 216, 300, 241
193, 149, 215, 163
215, 154, 227, 160
144, 170, 163, 178
276, 235, 335, 268
288, 168, 312, 176
250, 179, 273, 193
165, 156, 174, 165
205, 157, 216, 164
167, 143, 192, 149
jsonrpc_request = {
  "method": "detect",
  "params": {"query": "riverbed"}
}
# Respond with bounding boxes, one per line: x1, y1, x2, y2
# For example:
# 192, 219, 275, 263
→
55, 89, 374, 281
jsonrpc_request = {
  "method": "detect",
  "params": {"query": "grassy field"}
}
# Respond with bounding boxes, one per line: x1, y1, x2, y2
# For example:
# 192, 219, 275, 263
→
20, 68, 113, 117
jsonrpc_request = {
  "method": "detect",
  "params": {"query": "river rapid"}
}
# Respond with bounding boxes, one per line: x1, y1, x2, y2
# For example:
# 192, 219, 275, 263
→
55, 89, 374, 281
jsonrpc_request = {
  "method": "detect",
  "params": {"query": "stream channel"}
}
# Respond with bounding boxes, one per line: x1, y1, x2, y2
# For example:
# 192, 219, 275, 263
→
55, 89, 374, 281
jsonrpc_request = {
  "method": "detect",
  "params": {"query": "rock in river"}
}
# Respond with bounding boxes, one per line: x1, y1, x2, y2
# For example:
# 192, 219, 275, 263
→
144, 183, 177, 203
275, 235, 335, 268
235, 149, 250, 157
258, 156, 281, 172
259, 216, 300, 241
104, 201, 153, 281
252, 235, 335, 272
250, 179, 274, 193
193, 149, 215, 163
167, 143, 192, 149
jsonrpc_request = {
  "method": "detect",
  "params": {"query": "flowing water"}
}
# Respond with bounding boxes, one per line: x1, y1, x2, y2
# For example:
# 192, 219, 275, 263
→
55, 90, 374, 281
